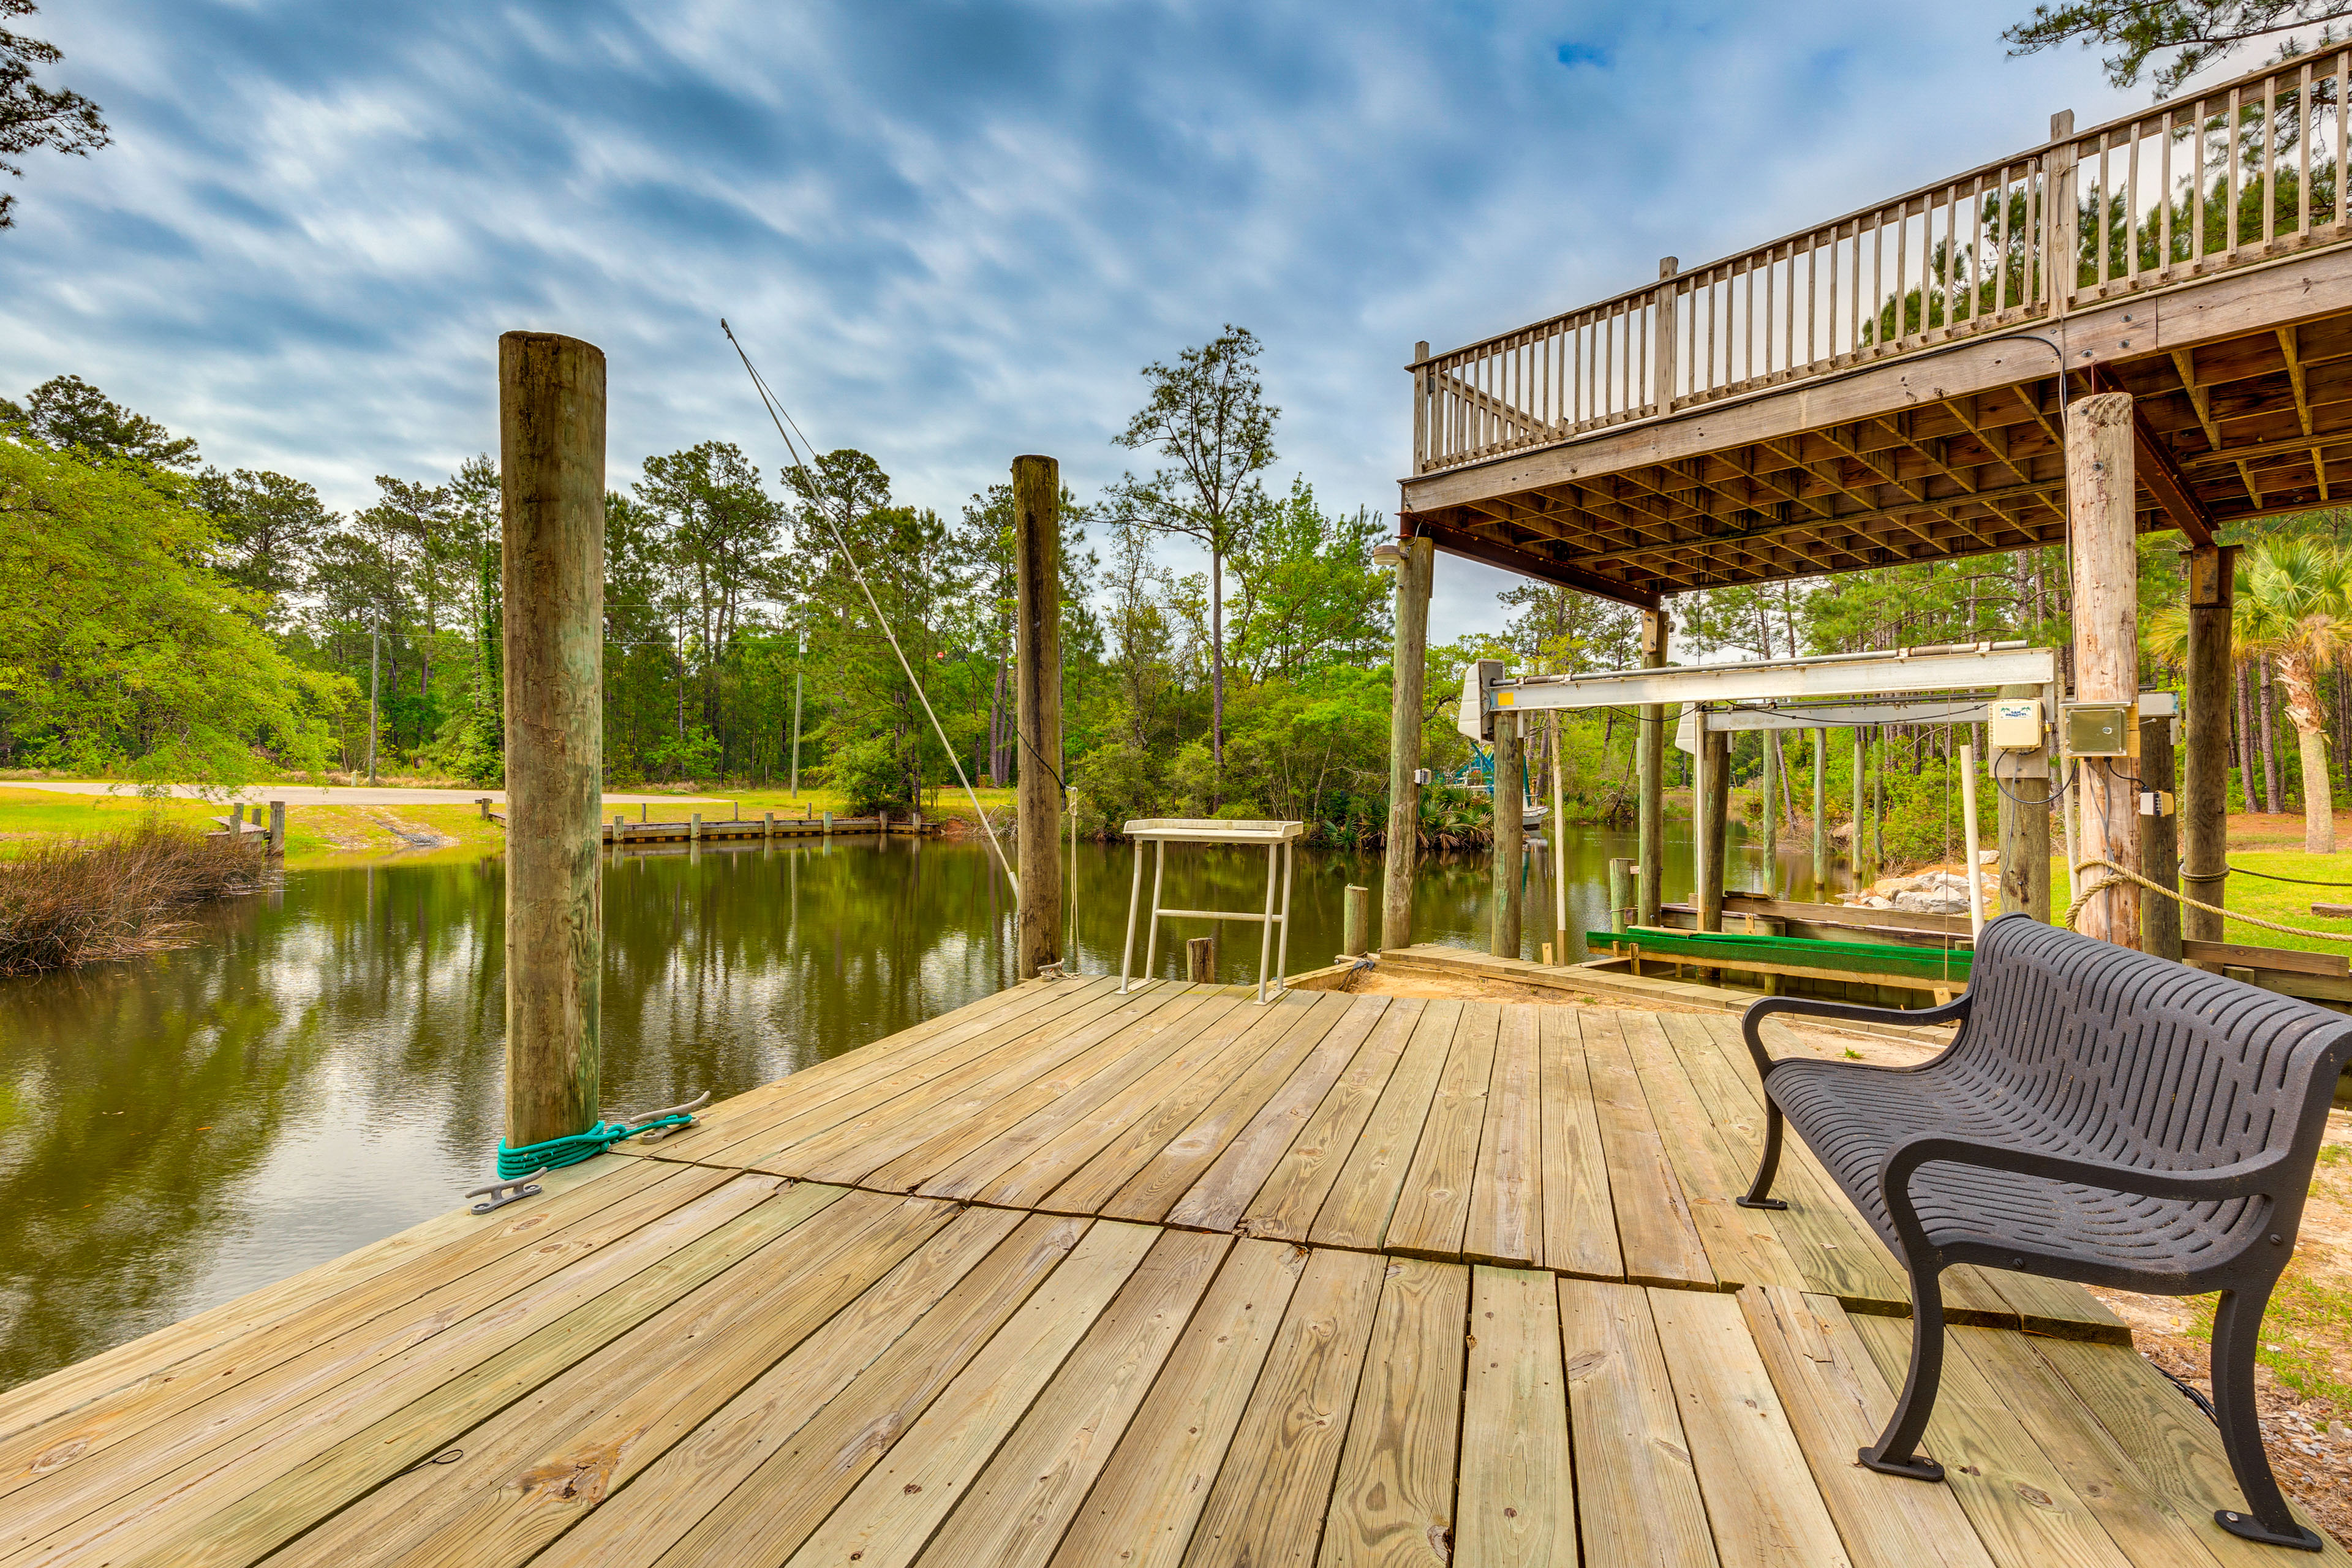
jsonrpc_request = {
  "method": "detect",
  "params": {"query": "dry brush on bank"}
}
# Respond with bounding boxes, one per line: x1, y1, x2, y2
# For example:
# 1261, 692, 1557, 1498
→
0, 823, 273, 974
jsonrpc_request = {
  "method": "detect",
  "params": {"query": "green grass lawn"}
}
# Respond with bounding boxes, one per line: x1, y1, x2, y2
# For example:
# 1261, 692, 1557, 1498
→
2049, 810, 2352, 958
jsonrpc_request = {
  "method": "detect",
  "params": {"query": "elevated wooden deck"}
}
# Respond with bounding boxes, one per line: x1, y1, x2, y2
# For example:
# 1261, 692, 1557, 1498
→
3, 976, 2334, 1566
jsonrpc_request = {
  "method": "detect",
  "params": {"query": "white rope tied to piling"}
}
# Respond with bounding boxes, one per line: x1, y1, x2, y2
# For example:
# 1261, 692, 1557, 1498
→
2064, 857, 2352, 944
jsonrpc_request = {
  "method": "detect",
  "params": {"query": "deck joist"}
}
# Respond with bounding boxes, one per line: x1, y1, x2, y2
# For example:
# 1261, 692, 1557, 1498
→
1, 974, 2333, 1567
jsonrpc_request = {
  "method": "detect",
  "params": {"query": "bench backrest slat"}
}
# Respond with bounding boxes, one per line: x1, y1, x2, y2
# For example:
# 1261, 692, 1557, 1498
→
1953, 916, 2352, 1175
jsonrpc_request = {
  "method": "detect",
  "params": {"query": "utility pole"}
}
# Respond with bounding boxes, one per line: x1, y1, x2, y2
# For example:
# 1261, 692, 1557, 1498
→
789, 626, 806, 797
366, 609, 381, 785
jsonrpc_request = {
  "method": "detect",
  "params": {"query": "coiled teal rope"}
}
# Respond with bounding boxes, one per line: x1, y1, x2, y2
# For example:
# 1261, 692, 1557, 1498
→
496, 1113, 697, 1178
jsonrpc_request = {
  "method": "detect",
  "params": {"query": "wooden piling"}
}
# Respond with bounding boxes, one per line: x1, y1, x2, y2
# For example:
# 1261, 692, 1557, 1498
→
267, 801, 285, 856
2141, 708, 2182, 960
498, 330, 605, 1153
1698, 724, 1727, 932
1547, 712, 1569, 959
1608, 857, 1633, 933
1759, 731, 1776, 893
1012, 454, 1063, 979
763, 811, 775, 840
1636, 608, 1668, 924
1186, 935, 1216, 983
1851, 728, 1873, 891
1382, 533, 1436, 948
2182, 545, 2235, 945
1490, 712, 1525, 957
1995, 682, 2053, 921
690, 812, 701, 844
2067, 393, 2142, 948
1341, 884, 1370, 957
1811, 730, 1827, 897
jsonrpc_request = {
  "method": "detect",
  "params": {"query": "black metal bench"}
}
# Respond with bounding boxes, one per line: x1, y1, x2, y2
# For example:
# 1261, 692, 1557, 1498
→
1737, 912, 2352, 1551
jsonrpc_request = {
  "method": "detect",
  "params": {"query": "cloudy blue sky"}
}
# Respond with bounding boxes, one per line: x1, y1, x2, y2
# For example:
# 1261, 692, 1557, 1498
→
6, 2, 2149, 640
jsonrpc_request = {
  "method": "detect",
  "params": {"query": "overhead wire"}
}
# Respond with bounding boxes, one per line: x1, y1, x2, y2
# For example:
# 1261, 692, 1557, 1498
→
720, 318, 1020, 903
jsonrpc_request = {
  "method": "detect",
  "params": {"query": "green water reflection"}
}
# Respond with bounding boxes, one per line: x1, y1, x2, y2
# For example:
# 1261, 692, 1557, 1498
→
0, 824, 1811, 1391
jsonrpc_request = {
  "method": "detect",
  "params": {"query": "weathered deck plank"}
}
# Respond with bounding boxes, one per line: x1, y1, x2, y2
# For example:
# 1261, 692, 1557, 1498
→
1, 981, 2286, 1568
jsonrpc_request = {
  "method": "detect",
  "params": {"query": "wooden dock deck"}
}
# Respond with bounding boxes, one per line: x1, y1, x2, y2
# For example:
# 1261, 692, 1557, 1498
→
4, 975, 2336, 1566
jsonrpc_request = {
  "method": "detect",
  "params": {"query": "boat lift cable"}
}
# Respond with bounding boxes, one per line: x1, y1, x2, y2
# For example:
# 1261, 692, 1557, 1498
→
720, 319, 1020, 905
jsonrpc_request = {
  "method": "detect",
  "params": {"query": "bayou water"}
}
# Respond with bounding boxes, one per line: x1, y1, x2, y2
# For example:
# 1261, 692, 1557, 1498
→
0, 824, 1812, 1390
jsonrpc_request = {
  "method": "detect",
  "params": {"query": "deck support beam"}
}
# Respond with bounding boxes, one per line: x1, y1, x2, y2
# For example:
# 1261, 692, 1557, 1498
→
2183, 545, 2235, 947
1852, 728, 1874, 891
2068, 393, 2143, 948
499, 331, 606, 1153
1013, 454, 1063, 979
1491, 712, 1525, 957
1636, 609, 1668, 925
1382, 535, 1436, 948
1996, 682, 2054, 921
1810, 731, 1828, 899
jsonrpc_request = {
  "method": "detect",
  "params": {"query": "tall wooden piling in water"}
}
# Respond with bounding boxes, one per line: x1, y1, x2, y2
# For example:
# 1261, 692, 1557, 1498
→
1381, 531, 1435, 949
1012, 454, 1063, 979
2068, 393, 2142, 947
2182, 545, 2235, 944
499, 331, 605, 1152
1635, 608, 1668, 925
1490, 713, 1524, 957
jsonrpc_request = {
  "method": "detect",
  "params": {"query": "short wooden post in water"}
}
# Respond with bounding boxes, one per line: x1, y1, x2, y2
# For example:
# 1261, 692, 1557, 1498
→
477, 797, 491, 820
2068, 392, 2142, 947
823, 810, 833, 834
2141, 708, 2182, 960
1996, 683, 2053, 921
499, 330, 605, 1153
690, 812, 701, 844
1341, 883, 1370, 958
268, 800, 285, 856
1636, 608, 1669, 924
2182, 545, 2236, 946
1382, 533, 1436, 949
612, 813, 624, 846
1186, 935, 1216, 983
1491, 712, 1525, 957
1608, 857, 1633, 933
1012, 454, 1063, 979
763, 811, 774, 840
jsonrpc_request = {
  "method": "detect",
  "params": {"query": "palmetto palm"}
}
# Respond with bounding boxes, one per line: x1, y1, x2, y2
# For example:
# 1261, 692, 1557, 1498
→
2148, 538, 2352, 853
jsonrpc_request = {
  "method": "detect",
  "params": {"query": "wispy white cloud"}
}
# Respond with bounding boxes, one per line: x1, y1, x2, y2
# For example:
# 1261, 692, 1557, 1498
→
5, 0, 2136, 642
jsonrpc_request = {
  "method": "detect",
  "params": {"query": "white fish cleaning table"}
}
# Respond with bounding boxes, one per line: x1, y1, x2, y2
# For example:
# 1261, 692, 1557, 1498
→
1118, 818, 1305, 1003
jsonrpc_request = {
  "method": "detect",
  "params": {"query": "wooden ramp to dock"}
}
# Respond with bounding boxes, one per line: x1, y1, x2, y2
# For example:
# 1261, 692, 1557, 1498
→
3, 977, 2336, 1566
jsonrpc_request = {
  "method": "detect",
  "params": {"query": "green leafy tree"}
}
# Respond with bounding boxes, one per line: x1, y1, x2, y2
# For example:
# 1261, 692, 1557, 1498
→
1227, 478, 1390, 684
0, 435, 344, 786
0, 1, 107, 230
0, 375, 197, 467
2150, 537, 2352, 850
1108, 326, 1279, 781
2004, 1, 2352, 94
195, 467, 331, 619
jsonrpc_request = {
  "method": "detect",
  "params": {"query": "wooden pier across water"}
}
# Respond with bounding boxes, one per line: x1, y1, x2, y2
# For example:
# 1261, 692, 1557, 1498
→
4, 976, 2334, 1566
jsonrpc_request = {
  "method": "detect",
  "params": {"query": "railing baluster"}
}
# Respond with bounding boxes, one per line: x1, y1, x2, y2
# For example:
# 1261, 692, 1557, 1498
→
2299, 61, 2313, 238
2337, 53, 2349, 228
2229, 85, 2243, 257
2264, 71, 2278, 249
2159, 112, 2173, 275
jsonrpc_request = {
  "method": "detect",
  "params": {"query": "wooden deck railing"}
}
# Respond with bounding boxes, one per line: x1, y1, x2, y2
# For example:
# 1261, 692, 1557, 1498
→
1413, 53, 2352, 473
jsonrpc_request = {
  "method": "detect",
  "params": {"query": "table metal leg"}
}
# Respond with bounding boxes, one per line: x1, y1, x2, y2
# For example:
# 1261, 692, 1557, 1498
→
1256, 843, 1279, 1003
1144, 840, 1166, 981
1274, 840, 1294, 992
1119, 841, 1145, 993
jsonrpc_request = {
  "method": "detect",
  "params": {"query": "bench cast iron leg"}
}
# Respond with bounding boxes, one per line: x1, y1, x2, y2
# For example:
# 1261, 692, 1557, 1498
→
1861, 1262, 1947, 1482
2212, 1284, 2323, 1550
1736, 1103, 1788, 1210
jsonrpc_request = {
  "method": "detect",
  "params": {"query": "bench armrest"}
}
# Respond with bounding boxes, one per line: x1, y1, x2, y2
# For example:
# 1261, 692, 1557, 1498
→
1740, 992, 1971, 1084
1879, 1136, 2296, 1262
